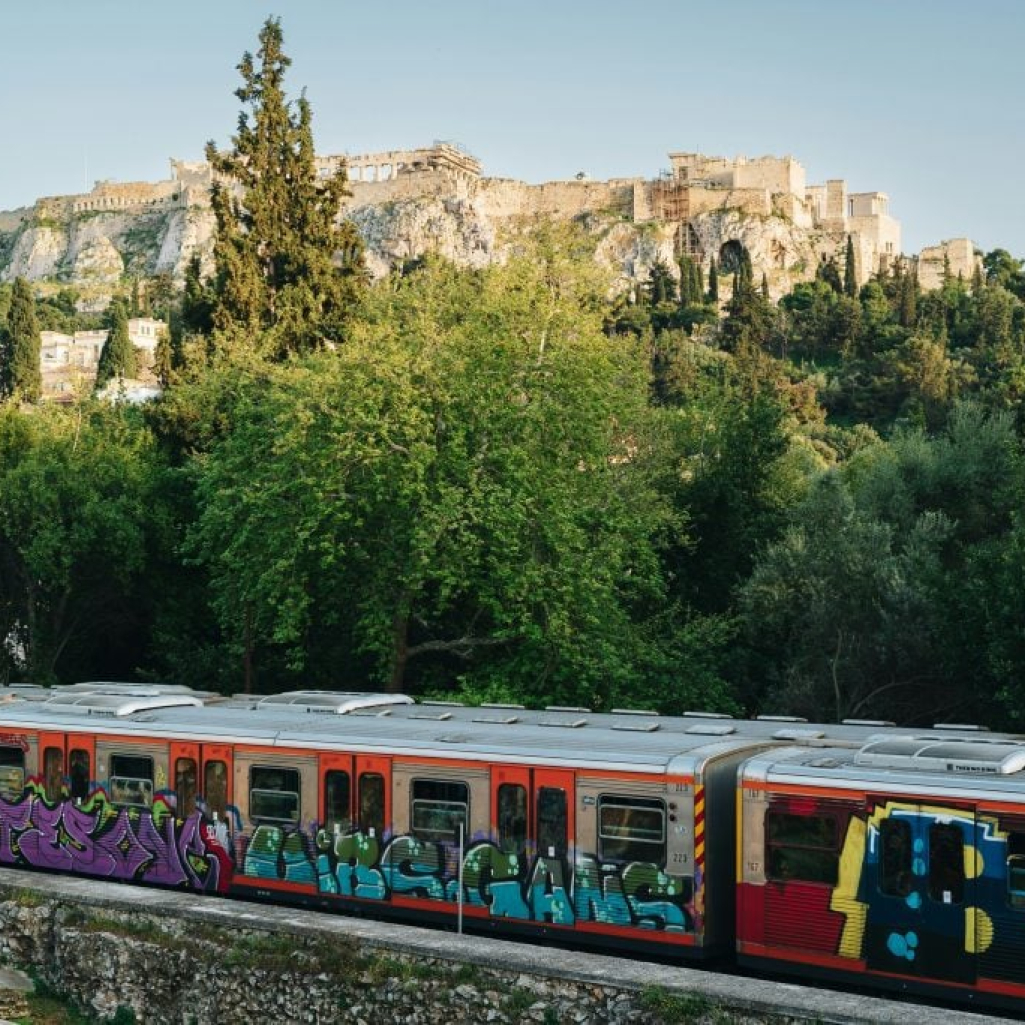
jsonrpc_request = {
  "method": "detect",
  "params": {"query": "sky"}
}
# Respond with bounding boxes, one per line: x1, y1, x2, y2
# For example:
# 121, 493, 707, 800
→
1, 0, 1023, 255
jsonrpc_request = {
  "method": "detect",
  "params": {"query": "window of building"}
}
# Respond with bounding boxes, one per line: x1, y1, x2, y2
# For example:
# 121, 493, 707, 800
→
411, 779, 468, 843
497, 783, 527, 853
109, 754, 154, 807
0, 745, 24, 800
43, 747, 63, 803
359, 772, 385, 838
175, 757, 197, 818
765, 810, 839, 885
204, 760, 228, 821
324, 770, 351, 834
69, 749, 90, 803
537, 787, 568, 859
249, 766, 300, 824
879, 818, 912, 897
929, 822, 964, 904
598, 796, 666, 864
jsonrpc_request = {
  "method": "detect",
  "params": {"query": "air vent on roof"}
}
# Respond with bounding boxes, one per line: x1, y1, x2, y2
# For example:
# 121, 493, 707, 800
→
408, 712, 454, 721
855, 736, 1025, 775
809, 757, 841, 769
471, 715, 519, 725
756, 715, 809, 723
683, 711, 734, 719
773, 728, 825, 742
932, 723, 991, 732
611, 708, 660, 716
350, 708, 393, 717
421, 699, 465, 707
538, 717, 587, 728
612, 721, 661, 733
842, 719, 896, 727
685, 723, 736, 736
437, 734, 473, 744
545, 705, 591, 713
481, 702, 525, 710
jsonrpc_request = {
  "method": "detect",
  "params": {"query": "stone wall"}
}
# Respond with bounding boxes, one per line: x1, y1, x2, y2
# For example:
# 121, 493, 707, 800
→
0, 868, 986, 1025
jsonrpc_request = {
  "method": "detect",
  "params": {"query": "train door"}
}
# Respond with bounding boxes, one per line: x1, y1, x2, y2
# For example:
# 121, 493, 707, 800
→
36, 731, 66, 804
489, 766, 575, 924
200, 744, 233, 831
169, 742, 200, 819
866, 799, 976, 985
66, 734, 95, 805
355, 755, 390, 841
319, 753, 354, 838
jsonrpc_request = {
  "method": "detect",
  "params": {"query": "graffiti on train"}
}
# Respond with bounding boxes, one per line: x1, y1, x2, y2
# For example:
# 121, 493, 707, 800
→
0, 786, 233, 891
240, 825, 697, 932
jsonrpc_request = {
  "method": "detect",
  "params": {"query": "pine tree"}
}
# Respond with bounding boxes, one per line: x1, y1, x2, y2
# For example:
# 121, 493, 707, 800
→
707, 257, 719, 302
206, 17, 366, 358
844, 235, 858, 297
6, 278, 41, 402
95, 298, 137, 390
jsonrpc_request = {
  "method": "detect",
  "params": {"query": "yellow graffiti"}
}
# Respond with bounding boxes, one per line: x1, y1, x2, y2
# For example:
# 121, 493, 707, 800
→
964, 844, 984, 880
830, 800, 1002, 961
965, 906, 994, 954
831, 816, 868, 959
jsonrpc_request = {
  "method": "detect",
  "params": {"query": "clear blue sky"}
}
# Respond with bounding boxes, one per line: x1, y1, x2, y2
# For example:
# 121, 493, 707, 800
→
2, 0, 1022, 255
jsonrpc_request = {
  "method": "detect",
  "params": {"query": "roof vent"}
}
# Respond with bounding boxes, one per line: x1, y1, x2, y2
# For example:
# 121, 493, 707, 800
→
756, 715, 808, 723
471, 715, 519, 725
408, 711, 454, 721
544, 705, 591, 714
842, 719, 896, 727
932, 723, 991, 732
685, 723, 736, 736
611, 708, 660, 716
612, 721, 661, 733
421, 699, 465, 707
855, 736, 1025, 775
481, 702, 525, 710
538, 717, 587, 728
773, 728, 826, 742
683, 711, 734, 719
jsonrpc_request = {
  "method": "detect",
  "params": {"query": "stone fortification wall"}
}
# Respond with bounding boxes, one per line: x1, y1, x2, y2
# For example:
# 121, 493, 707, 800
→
917, 237, 980, 290
686, 185, 773, 219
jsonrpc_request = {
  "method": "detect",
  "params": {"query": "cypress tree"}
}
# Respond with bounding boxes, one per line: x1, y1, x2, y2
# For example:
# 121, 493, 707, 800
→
761, 272, 770, 300
206, 17, 366, 358
678, 255, 694, 306
843, 235, 858, 297
691, 260, 703, 303
95, 298, 137, 390
707, 257, 719, 302
6, 278, 41, 402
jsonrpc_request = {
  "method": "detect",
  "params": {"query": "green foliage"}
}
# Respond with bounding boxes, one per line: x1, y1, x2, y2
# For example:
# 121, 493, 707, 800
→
0, 402, 169, 683
95, 296, 137, 389
205, 17, 366, 358
3, 277, 42, 402
639, 984, 712, 1022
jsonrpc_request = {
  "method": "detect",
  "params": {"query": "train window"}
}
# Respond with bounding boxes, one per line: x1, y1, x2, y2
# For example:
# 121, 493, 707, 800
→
249, 766, 301, 824
497, 783, 527, 852
69, 749, 90, 803
175, 757, 197, 818
765, 811, 838, 885
537, 787, 568, 859
109, 754, 154, 807
0, 746, 24, 799
1007, 834, 1025, 908
928, 823, 964, 904
324, 770, 351, 833
204, 760, 228, 821
43, 747, 63, 803
359, 772, 385, 838
411, 779, 468, 843
598, 796, 666, 864
879, 818, 912, 897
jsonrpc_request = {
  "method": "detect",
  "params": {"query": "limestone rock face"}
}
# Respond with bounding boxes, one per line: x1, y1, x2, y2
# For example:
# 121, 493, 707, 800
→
5, 225, 67, 280
71, 237, 124, 283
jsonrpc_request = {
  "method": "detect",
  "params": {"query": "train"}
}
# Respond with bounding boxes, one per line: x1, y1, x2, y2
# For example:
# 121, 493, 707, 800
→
0, 680, 1021, 1011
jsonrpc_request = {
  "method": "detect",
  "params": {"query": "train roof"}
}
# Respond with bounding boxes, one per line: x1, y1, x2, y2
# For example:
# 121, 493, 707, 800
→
0, 683, 1017, 778
742, 735, 1025, 801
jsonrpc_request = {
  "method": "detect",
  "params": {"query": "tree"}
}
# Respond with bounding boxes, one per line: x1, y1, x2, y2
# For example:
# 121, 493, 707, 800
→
3, 278, 42, 402
707, 257, 719, 303
844, 235, 858, 298
0, 403, 167, 683
187, 239, 688, 708
95, 297, 137, 390
205, 17, 366, 358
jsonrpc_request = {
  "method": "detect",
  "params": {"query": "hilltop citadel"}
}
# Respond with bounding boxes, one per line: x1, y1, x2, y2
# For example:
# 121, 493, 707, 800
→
0, 143, 977, 304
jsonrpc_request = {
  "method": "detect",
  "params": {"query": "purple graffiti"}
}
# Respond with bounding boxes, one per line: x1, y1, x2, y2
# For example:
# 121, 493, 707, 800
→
0, 793, 234, 892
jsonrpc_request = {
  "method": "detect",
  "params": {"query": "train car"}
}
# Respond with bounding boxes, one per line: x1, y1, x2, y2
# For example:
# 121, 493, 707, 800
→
0, 683, 796, 961
736, 731, 1025, 1011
